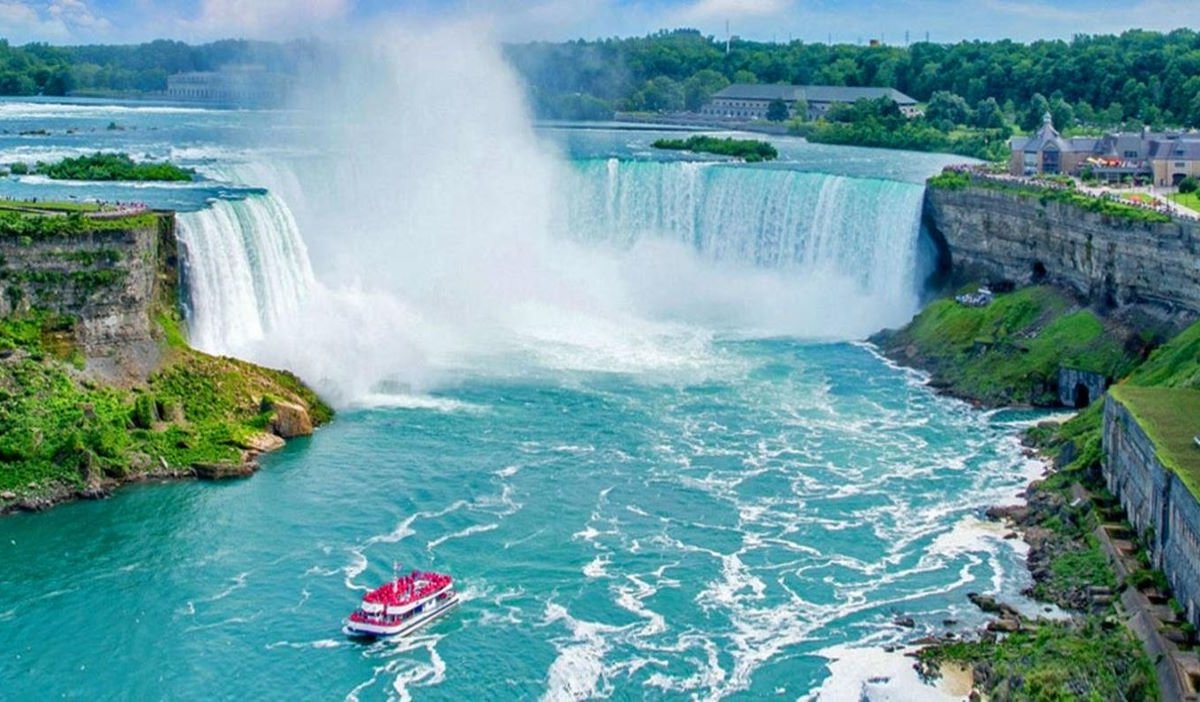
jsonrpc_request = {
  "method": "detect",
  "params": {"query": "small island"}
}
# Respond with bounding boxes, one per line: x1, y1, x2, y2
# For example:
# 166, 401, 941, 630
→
651, 135, 778, 162
8, 152, 194, 182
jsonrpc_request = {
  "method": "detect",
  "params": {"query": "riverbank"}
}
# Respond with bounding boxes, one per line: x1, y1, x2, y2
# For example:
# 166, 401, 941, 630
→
875, 272, 1200, 698
0, 206, 331, 515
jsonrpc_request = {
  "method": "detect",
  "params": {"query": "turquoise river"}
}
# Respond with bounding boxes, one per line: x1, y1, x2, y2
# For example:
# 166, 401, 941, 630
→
0, 98, 1048, 701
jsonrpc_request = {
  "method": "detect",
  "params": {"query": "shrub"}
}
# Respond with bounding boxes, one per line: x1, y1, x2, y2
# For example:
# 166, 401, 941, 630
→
1179, 176, 1199, 195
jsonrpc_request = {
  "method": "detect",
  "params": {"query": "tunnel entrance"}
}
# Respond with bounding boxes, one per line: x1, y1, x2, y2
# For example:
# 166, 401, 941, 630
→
1073, 383, 1091, 409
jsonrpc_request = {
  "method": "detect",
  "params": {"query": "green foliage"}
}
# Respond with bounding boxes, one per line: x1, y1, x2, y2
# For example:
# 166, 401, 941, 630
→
793, 97, 1011, 161
927, 170, 971, 190
0, 311, 332, 494
505, 28, 1200, 128
918, 618, 1157, 702
41, 153, 193, 182
1111, 386, 1200, 500
651, 135, 778, 162
765, 97, 789, 122
944, 175, 1172, 223
0, 208, 159, 240
876, 286, 1137, 407
1179, 176, 1199, 195
8, 162, 28, 175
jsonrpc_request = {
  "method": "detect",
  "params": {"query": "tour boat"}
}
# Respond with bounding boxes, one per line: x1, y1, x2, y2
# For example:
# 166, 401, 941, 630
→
343, 568, 460, 639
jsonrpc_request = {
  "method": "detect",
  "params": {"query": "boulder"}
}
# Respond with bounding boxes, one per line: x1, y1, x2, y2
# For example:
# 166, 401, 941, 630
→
268, 400, 313, 438
0, 491, 16, 500
240, 432, 286, 453
193, 461, 257, 480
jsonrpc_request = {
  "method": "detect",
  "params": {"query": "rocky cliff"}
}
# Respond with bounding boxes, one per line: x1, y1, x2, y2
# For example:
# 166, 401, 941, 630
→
0, 208, 331, 511
1103, 389, 1200, 631
924, 184, 1200, 323
0, 212, 175, 379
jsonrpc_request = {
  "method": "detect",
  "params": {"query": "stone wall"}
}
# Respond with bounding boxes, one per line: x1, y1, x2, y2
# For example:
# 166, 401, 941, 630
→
0, 213, 176, 375
1057, 367, 1108, 408
924, 185, 1200, 319
1104, 397, 1200, 628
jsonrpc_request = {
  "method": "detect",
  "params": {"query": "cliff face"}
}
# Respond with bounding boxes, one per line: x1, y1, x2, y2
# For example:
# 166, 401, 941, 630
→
0, 211, 332, 511
924, 186, 1200, 320
1103, 394, 1200, 630
0, 214, 175, 379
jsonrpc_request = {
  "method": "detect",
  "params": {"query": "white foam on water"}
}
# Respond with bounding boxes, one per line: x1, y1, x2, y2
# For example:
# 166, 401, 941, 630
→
540, 602, 623, 702
426, 523, 500, 550
351, 393, 484, 413
803, 644, 967, 702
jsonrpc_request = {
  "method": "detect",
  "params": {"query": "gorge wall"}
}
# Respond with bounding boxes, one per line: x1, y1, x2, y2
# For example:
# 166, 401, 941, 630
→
924, 185, 1200, 321
0, 213, 176, 377
1103, 391, 1200, 630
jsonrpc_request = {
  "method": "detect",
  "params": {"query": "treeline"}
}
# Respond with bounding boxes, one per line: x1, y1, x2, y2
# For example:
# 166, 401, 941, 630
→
505, 28, 1200, 128
0, 38, 316, 96
794, 96, 1011, 161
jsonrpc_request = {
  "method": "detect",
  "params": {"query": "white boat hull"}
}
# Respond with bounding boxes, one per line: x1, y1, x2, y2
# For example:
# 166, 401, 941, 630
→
343, 592, 460, 639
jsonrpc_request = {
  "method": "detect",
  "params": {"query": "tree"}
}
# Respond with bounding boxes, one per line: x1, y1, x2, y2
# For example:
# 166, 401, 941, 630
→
1022, 93, 1051, 131
1180, 176, 1199, 194
925, 90, 972, 127
766, 98, 789, 122
683, 69, 729, 111
1049, 97, 1076, 131
972, 98, 1006, 129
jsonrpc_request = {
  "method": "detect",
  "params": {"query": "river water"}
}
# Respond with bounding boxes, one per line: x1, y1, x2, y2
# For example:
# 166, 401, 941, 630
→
0, 99, 1043, 701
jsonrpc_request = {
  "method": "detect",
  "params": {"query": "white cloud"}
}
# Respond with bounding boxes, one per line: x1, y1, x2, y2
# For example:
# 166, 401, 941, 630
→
676, 0, 796, 22
178, 0, 354, 39
0, 0, 113, 42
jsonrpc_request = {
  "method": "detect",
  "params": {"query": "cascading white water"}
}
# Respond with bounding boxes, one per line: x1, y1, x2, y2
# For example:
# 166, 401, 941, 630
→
564, 158, 924, 302
176, 195, 315, 355
171, 22, 934, 404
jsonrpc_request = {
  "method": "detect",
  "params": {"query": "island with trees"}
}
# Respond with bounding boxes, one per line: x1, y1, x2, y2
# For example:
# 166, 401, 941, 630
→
651, 135, 778, 162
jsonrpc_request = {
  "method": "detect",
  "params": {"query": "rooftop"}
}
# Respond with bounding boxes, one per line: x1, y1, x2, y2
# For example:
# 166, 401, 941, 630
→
1110, 385, 1200, 501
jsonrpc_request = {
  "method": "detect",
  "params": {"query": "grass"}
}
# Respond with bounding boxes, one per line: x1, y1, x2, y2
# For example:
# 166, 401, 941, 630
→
875, 286, 1137, 406
1168, 191, 1200, 212
0, 208, 159, 239
927, 171, 1173, 224
918, 618, 1157, 701
0, 311, 332, 494
0, 200, 102, 214
1109, 385, 1200, 500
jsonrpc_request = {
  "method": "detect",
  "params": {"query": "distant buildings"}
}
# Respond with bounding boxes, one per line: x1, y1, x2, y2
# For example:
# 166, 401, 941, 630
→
700, 84, 921, 122
1010, 113, 1200, 186
165, 66, 292, 107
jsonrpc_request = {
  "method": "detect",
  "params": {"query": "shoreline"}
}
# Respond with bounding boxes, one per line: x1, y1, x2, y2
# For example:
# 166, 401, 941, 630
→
0, 437, 300, 516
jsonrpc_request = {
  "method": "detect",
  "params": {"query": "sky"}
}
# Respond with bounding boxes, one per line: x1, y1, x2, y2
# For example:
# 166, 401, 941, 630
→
3, 0, 1200, 46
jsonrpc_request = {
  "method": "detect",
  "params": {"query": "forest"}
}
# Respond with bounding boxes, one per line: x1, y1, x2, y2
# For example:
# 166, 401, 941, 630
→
505, 28, 1200, 129
1, 28, 1199, 135
0, 38, 317, 96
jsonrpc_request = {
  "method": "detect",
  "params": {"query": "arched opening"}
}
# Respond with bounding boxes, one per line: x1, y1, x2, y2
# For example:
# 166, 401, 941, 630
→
1073, 383, 1091, 409
1032, 261, 1048, 282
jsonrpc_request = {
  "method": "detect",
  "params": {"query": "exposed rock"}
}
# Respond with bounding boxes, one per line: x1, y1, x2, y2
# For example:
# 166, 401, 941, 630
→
925, 184, 1200, 321
986, 617, 1021, 633
193, 461, 257, 480
0, 491, 15, 500
240, 432, 286, 453
267, 400, 313, 438
894, 616, 916, 628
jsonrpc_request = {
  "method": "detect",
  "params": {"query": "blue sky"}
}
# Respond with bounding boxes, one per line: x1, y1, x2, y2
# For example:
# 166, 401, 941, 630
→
3, 0, 1200, 45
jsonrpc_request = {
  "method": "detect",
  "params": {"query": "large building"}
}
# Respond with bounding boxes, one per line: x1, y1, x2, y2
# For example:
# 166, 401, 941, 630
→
166, 66, 293, 107
700, 83, 921, 122
1011, 113, 1200, 186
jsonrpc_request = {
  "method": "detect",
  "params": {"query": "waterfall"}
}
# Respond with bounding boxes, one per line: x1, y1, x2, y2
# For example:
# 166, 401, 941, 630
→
563, 158, 926, 304
176, 194, 315, 355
